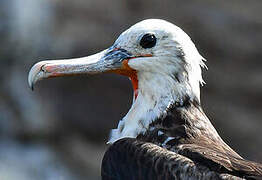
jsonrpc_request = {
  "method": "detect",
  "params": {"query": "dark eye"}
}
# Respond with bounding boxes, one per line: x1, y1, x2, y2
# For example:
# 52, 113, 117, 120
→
139, 33, 156, 49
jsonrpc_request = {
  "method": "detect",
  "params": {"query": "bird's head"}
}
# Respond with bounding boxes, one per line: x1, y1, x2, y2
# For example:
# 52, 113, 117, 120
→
28, 19, 206, 142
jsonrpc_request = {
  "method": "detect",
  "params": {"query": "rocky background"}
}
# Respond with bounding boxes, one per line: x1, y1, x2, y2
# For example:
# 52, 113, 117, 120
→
0, 0, 262, 179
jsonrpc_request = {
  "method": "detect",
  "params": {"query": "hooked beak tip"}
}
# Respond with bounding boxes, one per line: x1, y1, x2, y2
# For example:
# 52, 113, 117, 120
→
28, 61, 47, 91
27, 47, 135, 90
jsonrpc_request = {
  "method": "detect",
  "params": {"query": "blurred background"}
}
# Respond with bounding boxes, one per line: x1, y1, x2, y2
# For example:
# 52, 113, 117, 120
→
0, 0, 262, 179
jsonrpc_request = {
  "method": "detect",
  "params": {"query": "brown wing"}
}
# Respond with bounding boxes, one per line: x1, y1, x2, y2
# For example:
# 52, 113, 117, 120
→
101, 138, 244, 180
102, 100, 262, 179
177, 143, 262, 179
152, 98, 262, 179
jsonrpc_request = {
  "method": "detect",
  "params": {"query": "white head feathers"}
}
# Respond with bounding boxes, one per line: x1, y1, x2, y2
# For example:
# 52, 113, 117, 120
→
108, 19, 206, 143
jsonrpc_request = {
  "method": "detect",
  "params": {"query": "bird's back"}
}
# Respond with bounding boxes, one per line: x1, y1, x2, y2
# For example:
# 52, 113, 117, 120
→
102, 98, 262, 180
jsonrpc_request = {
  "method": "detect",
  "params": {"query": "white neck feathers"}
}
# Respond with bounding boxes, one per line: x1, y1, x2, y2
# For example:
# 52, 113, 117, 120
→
108, 62, 200, 144
108, 20, 206, 144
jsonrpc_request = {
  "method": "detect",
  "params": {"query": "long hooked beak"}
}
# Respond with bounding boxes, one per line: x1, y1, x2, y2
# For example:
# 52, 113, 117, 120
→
28, 48, 134, 90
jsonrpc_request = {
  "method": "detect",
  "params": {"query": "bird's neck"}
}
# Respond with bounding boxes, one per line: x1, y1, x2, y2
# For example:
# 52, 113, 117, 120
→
108, 72, 199, 144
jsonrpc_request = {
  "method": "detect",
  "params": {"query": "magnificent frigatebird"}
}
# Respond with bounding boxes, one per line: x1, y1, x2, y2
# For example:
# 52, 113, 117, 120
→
28, 19, 262, 179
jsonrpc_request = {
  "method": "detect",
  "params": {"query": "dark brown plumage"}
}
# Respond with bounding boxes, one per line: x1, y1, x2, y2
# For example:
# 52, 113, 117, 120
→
102, 98, 262, 180
27, 19, 262, 180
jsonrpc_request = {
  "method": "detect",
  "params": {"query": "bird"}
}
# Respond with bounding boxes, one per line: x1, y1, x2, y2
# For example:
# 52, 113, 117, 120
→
28, 19, 262, 180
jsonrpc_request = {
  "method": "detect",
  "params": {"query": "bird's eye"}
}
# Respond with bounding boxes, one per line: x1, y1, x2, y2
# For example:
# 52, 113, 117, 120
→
139, 33, 157, 49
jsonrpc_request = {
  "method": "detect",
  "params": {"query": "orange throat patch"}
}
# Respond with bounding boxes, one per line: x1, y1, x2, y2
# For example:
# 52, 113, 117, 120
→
111, 59, 139, 99
129, 73, 138, 100
121, 59, 139, 99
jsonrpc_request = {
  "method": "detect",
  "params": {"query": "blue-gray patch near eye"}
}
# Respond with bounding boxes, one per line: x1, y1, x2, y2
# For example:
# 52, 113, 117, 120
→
103, 48, 133, 65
